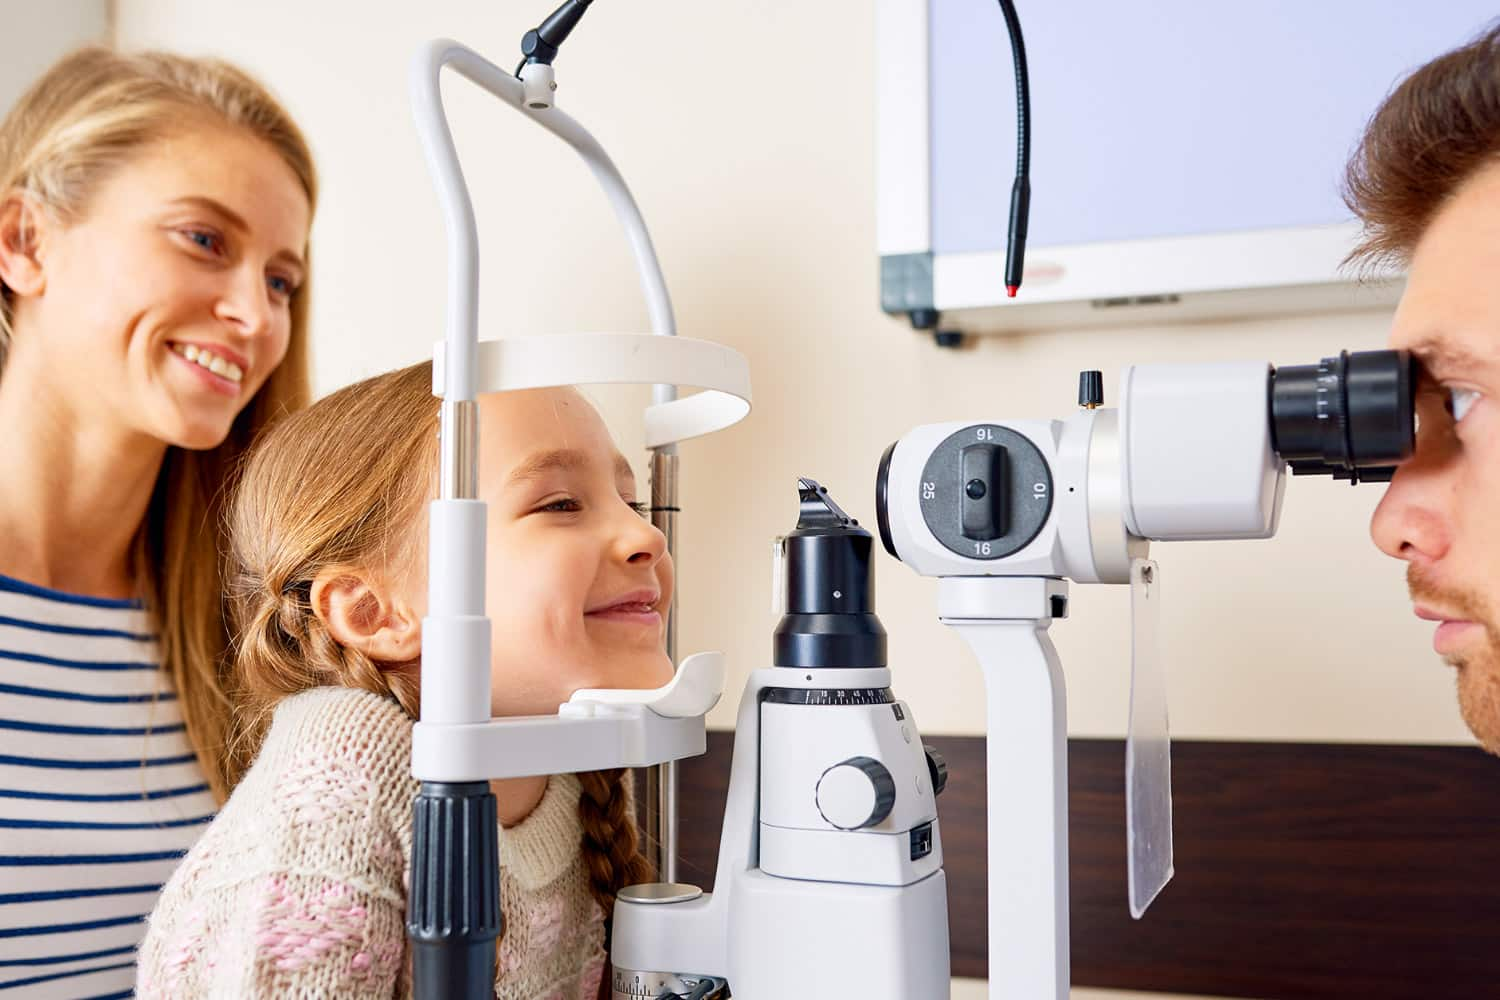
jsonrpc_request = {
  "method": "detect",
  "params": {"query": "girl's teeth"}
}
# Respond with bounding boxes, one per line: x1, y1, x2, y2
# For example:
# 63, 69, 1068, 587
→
183, 344, 200, 362
209, 357, 229, 376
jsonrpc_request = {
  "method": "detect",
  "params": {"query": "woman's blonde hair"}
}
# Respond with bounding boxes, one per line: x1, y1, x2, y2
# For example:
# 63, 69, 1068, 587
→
0, 48, 318, 801
229, 361, 653, 941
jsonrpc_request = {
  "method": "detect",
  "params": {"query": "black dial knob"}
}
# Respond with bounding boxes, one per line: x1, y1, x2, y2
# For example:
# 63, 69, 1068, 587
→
923, 744, 948, 797
815, 756, 897, 830
1078, 370, 1104, 408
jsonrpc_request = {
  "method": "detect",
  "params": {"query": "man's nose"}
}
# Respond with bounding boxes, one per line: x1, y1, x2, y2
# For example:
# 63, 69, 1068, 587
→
1370, 447, 1454, 566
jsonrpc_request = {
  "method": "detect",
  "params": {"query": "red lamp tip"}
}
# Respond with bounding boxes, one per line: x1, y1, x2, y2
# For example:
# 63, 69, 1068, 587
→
1006, 285, 1019, 298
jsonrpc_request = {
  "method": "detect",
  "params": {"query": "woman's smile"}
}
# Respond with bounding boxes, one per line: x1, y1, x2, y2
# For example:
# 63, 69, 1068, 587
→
168, 340, 246, 397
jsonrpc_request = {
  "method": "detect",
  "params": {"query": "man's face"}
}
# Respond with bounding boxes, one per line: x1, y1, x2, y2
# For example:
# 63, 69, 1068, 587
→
1372, 161, 1500, 754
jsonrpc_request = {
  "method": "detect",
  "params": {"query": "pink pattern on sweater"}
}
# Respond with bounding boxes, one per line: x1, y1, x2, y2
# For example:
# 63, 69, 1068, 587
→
253, 875, 401, 980
581, 955, 605, 997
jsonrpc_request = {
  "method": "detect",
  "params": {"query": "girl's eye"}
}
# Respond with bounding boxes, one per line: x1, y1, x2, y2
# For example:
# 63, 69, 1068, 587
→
539, 497, 582, 513
627, 501, 651, 518
1448, 386, 1483, 423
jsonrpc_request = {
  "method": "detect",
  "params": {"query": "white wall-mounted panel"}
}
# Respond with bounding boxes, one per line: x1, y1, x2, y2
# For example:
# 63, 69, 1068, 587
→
930, 0, 1498, 253
878, 0, 1496, 327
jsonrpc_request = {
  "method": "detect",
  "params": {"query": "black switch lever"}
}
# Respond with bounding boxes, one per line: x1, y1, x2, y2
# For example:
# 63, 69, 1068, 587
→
960, 443, 1008, 540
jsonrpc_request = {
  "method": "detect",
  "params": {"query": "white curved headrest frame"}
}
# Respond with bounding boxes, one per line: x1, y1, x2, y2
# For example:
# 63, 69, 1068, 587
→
410, 39, 751, 442
433, 334, 750, 448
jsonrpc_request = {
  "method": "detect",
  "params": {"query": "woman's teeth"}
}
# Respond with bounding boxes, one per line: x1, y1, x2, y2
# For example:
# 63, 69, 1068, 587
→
172, 343, 244, 383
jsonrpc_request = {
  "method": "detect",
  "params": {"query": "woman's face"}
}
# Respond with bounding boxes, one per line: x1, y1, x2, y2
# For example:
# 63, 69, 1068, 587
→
472, 387, 676, 717
14, 121, 309, 450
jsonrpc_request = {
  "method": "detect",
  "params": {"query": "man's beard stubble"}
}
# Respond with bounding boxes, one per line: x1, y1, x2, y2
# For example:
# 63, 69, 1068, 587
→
1408, 566, 1500, 756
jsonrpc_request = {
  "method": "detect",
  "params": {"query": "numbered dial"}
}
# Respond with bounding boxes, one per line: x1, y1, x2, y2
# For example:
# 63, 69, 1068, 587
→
815, 756, 897, 831
919, 424, 1053, 560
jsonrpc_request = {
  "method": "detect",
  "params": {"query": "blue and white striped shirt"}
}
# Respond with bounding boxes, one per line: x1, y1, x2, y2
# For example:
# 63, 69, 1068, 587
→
0, 573, 215, 998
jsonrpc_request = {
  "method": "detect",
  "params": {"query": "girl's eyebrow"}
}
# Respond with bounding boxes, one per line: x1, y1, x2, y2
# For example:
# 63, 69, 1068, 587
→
507, 448, 587, 485
507, 449, 635, 487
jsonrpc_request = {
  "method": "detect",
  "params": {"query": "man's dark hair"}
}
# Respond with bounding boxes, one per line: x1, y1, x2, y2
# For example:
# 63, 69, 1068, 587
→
1344, 22, 1500, 269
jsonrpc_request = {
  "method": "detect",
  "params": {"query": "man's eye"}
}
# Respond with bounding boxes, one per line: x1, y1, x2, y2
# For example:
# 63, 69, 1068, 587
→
1447, 386, 1483, 423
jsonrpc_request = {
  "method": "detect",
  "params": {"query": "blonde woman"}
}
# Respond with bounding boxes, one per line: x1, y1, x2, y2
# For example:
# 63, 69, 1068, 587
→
139, 364, 659, 998
0, 49, 315, 992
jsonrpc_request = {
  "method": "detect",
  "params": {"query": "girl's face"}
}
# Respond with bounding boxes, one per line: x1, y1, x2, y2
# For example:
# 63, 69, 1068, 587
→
7, 122, 309, 449
473, 387, 675, 717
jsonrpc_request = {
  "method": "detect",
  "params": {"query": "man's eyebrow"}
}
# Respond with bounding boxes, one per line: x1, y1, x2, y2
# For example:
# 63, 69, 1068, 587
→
167, 195, 307, 276
1405, 335, 1494, 375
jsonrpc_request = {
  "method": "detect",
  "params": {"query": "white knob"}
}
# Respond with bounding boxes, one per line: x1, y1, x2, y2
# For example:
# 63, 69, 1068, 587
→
815, 756, 896, 831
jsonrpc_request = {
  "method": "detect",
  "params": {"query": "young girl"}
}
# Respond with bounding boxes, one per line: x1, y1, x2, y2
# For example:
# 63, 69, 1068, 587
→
137, 361, 669, 998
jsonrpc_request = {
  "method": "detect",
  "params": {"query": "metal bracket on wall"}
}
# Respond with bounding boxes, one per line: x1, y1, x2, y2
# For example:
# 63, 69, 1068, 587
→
880, 251, 935, 315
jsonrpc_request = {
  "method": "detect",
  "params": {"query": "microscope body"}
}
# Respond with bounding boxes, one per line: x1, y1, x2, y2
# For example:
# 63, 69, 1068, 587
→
611, 482, 950, 999
878, 360, 1292, 587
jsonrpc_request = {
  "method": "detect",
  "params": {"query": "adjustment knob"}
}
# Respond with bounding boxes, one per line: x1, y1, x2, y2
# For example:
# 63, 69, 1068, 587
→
815, 756, 897, 830
1078, 370, 1104, 409
923, 744, 948, 796
960, 443, 1009, 540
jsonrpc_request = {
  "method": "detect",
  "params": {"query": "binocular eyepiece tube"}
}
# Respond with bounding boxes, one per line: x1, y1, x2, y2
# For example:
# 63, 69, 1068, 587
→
1270, 350, 1416, 484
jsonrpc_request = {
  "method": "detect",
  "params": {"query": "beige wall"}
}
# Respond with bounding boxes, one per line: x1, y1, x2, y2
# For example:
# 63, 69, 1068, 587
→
0, 0, 109, 110
107, 1, 1465, 995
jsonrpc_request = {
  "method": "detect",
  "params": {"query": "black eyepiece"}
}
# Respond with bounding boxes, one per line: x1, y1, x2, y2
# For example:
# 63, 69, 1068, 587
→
774, 478, 887, 669
1269, 350, 1415, 484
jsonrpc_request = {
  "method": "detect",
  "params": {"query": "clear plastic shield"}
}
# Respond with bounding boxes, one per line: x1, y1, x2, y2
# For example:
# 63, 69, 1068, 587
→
1127, 557, 1174, 919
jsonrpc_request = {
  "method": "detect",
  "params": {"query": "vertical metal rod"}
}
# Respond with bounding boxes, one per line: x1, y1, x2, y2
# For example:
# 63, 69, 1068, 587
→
648, 448, 680, 882
439, 399, 479, 500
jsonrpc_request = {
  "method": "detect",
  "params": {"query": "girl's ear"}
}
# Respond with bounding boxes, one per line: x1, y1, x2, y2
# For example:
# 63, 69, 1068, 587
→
311, 566, 422, 665
0, 194, 49, 299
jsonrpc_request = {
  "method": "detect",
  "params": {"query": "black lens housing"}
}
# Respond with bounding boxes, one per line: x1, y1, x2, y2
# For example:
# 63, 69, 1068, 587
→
774, 479, 887, 669
1269, 350, 1415, 484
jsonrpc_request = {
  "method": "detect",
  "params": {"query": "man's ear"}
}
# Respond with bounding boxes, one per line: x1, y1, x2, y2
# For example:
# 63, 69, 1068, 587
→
0, 194, 48, 299
310, 566, 423, 666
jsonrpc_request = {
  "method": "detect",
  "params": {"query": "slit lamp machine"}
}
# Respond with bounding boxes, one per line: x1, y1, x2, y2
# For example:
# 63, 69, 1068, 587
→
404, 5, 1417, 998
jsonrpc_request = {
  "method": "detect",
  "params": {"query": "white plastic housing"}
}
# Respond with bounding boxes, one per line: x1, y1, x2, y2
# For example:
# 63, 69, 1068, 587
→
882, 413, 1141, 584
609, 667, 951, 999
759, 699, 941, 887
1119, 362, 1286, 540
420, 499, 491, 725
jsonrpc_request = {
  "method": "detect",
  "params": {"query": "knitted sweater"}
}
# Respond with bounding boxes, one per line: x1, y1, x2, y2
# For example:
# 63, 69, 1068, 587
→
136, 687, 606, 999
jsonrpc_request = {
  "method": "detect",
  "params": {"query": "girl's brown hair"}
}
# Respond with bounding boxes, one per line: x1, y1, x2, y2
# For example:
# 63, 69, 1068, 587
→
228, 361, 652, 950
0, 47, 318, 801
1344, 22, 1500, 268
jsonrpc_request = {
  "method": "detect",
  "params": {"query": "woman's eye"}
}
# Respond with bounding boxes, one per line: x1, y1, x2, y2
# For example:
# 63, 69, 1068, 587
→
267, 274, 296, 301
1448, 386, 1483, 423
181, 228, 223, 254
